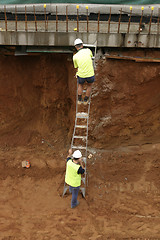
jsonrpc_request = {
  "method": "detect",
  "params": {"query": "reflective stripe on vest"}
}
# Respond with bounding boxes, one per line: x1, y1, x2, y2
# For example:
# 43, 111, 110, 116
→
65, 159, 81, 187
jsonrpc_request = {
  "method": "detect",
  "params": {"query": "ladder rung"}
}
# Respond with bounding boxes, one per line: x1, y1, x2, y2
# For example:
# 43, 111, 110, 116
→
74, 136, 87, 139
76, 125, 87, 128
80, 187, 85, 198
62, 185, 69, 197
83, 44, 96, 48
72, 146, 86, 150
76, 112, 88, 119
82, 177, 85, 184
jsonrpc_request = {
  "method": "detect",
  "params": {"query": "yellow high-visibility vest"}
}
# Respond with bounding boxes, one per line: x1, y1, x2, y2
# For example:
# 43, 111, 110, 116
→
73, 48, 94, 78
65, 159, 81, 187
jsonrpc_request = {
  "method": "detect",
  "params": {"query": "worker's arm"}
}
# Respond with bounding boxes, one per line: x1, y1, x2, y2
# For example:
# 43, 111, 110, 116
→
89, 49, 93, 58
77, 158, 85, 174
77, 166, 85, 174
79, 158, 85, 169
73, 55, 78, 68
66, 148, 72, 161
67, 148, 72, 157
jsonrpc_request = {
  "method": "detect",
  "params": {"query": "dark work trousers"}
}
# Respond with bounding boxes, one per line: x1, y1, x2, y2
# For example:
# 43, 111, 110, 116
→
69, 186, 80, 208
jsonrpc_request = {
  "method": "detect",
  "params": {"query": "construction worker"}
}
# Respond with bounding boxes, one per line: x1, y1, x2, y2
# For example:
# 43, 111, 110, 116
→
73, 38, 95, 105
65, 149, 85, 208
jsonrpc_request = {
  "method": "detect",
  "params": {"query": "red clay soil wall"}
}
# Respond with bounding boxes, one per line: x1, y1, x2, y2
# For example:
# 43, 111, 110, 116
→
90, 50, 160, 149
0, 50, 159, 149
0, 54, 74, 147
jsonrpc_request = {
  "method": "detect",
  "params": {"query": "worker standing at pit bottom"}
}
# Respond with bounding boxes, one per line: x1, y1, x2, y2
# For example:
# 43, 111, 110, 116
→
65, 149, 85, 208
73, 38, 95, 105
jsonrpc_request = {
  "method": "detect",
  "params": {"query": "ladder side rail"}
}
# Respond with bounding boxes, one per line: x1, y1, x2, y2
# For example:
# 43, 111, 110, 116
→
82, 92, 91, 190
71, 80, 79, 148
63, 81, 78, 197
82, 41, 97, 191
81, 41, 97, 196
84, 41, 97, 169
93, 42, 97, 69
71, 116, 78, 148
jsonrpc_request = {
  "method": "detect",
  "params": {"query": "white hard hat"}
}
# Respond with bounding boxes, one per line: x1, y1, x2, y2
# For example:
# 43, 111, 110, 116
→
72, 150, 82, 159
74, 38, 83, 46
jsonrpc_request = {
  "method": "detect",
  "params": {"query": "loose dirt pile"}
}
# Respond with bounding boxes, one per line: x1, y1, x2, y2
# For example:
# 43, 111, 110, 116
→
0, 50, 160, 239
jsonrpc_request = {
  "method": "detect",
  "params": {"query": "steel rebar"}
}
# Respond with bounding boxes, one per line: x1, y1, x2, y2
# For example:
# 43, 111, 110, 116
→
98, 11, 100, 33
157, 8, 160, 34
56, 6, 58, 32
15, 6, 17, 31
4, 6, 7, 31
44, 4, 47, 31
127, 6, 132, 33
34, 5, 37, 31
139, 7, 144, 33
47, 16, 48, 31
76, 5, 79, 32
25, 6, 28, 31
149, 7, 154, 34
66, 6, 68, 32
118, 8, 122, 33
86, 5, 89, 32
108, 7, 111, 33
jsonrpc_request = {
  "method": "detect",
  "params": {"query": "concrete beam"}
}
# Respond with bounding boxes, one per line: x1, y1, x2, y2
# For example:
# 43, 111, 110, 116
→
0, 31, 160, 48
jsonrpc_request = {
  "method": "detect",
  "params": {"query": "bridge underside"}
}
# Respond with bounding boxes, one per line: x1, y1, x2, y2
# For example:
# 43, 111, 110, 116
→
0, 31, 160, 49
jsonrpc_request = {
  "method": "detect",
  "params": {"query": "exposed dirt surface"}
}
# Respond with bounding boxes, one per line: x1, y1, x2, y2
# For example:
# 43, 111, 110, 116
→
0, 50, 160, 239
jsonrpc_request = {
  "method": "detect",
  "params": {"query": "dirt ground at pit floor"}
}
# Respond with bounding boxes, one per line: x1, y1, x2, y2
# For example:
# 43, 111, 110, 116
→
0, 143, 160, 239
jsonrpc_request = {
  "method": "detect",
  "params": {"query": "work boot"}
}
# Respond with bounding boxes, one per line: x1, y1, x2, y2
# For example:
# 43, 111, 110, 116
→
83, 96, 89, 105
78, 95, 83, 105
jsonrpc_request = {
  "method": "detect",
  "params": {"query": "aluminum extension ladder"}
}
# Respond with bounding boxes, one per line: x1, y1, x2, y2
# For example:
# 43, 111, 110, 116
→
62, 42, 97, 198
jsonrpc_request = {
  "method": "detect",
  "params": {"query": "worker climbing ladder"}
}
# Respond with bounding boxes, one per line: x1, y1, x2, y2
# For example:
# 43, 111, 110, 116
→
62, 42, 97, 198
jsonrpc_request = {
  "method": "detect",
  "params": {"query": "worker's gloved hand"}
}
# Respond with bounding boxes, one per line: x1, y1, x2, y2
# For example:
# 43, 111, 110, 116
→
68, 148, 72, 156
78, 158, 83, 164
